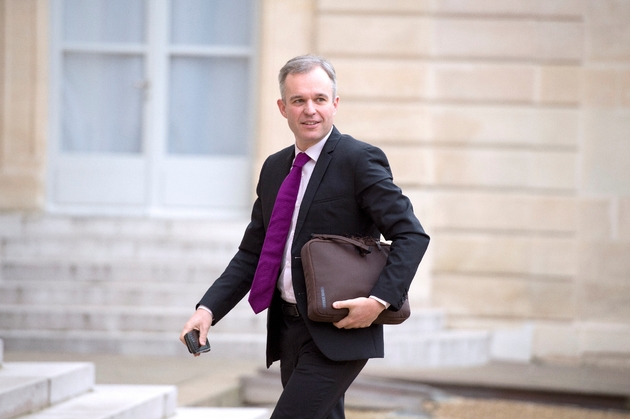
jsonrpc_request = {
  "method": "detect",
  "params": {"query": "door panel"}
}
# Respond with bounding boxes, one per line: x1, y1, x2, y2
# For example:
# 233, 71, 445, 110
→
160, 157, 249, 208
54, 155, 146, 205
168, 56, 248, 155
62, 53, 144, 153
49, 0, 256, 216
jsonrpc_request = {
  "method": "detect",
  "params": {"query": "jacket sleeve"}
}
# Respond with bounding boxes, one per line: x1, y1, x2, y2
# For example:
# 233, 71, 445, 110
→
197, 166, 268, 324
354, 145, 430, 311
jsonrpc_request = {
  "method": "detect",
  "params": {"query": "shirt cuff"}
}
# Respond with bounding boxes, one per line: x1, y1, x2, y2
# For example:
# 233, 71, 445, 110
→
369, 295, 390, 309
197, 305, 213, 317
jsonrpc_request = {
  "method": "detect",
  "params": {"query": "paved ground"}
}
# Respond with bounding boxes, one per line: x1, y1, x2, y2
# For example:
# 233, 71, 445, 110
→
4, 351, 630, 419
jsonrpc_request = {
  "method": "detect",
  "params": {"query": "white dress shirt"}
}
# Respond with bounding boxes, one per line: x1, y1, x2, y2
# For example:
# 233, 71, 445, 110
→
277, 130, 331, 303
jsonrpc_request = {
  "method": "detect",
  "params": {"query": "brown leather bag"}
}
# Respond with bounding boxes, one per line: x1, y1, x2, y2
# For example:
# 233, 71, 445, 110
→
300, 234, 410, 324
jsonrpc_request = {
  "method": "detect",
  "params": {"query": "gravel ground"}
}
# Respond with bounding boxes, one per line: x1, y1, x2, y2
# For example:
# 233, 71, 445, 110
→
345, 398, 630, 419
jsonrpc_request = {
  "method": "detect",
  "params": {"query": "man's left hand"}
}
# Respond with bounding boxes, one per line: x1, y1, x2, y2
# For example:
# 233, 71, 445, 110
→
332, 297, 386, 329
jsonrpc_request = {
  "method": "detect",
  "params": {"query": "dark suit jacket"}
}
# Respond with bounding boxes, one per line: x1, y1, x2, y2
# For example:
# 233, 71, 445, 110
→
198, 126, 430, 367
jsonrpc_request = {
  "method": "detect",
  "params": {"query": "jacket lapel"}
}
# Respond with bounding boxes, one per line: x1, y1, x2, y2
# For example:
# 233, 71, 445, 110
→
293, 127, 341, 239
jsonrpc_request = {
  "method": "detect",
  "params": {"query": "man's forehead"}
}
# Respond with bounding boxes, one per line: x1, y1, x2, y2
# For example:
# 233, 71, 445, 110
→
285, 72, 334, 98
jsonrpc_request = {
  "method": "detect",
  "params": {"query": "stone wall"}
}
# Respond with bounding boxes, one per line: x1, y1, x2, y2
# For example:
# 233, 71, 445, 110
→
0, 0, 48, 210
306, 0, 630, 365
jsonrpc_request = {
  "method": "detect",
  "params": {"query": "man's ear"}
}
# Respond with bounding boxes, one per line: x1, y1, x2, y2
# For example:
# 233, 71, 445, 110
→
277, 99, 287, 118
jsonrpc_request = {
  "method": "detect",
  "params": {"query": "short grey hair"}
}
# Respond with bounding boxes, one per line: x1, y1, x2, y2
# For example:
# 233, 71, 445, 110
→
278, 54, 337, 101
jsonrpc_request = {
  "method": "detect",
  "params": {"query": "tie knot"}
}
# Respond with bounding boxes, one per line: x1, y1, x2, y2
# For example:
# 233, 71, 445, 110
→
293, 152, 310, 169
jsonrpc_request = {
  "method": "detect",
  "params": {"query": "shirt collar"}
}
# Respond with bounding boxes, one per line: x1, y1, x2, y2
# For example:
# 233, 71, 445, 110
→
294, 127, 332, 163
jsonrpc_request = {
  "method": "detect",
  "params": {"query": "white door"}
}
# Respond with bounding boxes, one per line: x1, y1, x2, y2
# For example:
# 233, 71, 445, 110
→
48, 0, 256, 218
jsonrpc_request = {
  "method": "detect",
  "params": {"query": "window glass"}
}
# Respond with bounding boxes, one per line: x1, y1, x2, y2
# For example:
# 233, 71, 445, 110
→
170, 0, 252, 46
168, 57, 249, 155
62, 53, 144, 153
63, 0, 145, 43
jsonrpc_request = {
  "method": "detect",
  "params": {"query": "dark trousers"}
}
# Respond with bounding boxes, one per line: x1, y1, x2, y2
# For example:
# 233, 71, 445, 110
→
270, 307, 368, 419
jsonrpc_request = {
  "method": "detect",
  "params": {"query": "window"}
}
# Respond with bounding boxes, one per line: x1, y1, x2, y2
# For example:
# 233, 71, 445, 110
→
49, 0, 257, 216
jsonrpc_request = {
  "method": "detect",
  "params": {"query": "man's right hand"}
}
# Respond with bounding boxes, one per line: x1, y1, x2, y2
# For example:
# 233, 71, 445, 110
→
179, 308, 213, 357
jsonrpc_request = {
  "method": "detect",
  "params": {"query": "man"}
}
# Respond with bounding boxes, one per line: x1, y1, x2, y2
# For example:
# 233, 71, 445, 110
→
180, 55, 430, 419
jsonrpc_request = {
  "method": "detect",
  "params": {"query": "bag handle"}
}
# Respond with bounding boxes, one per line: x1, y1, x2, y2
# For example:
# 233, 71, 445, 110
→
310, 234, 380, 255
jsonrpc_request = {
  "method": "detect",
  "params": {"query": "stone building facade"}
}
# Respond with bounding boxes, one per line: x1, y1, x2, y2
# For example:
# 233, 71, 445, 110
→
1, 0, 629, 365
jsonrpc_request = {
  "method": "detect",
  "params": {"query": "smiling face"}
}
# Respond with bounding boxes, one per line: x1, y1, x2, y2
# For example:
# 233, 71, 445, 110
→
277, 66, 339, 151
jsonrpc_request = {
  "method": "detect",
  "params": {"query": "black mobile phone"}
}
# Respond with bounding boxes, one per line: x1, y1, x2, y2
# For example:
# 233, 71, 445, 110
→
184, 330, 211, 354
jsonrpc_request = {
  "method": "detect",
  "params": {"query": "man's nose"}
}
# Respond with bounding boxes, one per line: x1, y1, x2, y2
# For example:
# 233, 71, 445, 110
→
304, 100, 316, 114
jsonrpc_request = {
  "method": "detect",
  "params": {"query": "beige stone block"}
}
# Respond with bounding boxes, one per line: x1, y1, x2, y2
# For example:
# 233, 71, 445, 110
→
582, 69, 619, 107
428, 106, 579, 147
433, 148, 576, 190
535, 20, 585, 61
318, 0, 431, 13
431, 64, 535, 103
582, 110, 630, 195
586, 0, 630, 62
433, 19, 583, 61
578, 241, 630, 282
531, 108, 580, 146
576, 198, 613, 240
404, 189, 435, 231
1, 0, 47, 178
621, 71, 630, 107
433, 234, 578, 277
619, 197, 630, 240
335, 102, 429, 143
3, 0, 38, 160
529, 151, 577, 190
530, 281, 576, 319
334, 59, 427, 99
433, 274, 574, 319
577, 282, 630, 323
317, 15, 431, 57
579, 323, 630, 354
432, 0, 585, 18
433, 19, 529, 59
433, 274, 530, 317
533, 323, 580, 358
383, 147, 434, 186
432, 192, 577, 233
0, 173, 44, 210
538, 66, 582, 105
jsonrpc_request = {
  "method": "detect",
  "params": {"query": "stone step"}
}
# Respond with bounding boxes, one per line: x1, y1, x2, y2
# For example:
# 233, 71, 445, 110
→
1, 260, 226, 283
0, 280, 212, 307
383, 308, 445, 335
376, 329, 492, 368
3, 236, 238, 264
0, 325, 480, 368
0, 304, 266, 334
173, 407, 270, 419
0, 213, 248, 241
0, 362, 94, 419
0, 330, 267, 361
0, 305, 195, 333
15, 384, 177, 419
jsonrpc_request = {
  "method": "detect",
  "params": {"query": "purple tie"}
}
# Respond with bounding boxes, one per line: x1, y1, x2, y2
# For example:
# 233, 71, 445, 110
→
249, 152, 311, 313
